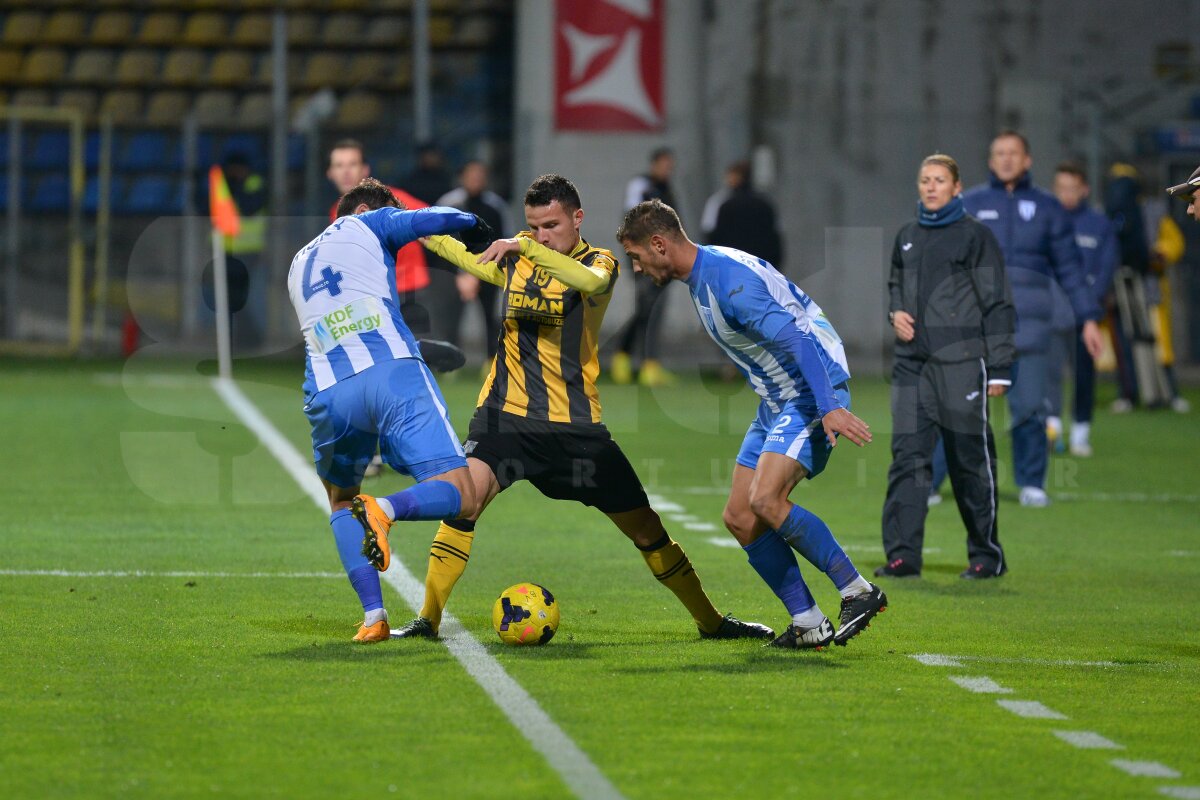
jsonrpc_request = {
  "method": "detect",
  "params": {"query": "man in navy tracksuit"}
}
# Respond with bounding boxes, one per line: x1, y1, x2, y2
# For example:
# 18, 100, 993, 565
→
962, 132, 1104, 507
1048, 163, 1118, 457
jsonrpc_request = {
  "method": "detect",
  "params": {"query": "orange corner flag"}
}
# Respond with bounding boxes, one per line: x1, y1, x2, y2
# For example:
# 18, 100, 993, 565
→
208, 165, 241, 238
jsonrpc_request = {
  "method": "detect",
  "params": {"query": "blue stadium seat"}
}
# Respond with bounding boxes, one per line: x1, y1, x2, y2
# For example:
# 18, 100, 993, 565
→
219, 132, 264, 169
28, 174, 69, 212
119, 131, 173, 172
85, 131, 101, 171
29, 130, 70, 170
288, 133, 306, 170
0, 176, 7, 211
0, 131, 7, 168
83, 175, 126, 215
123, 175, 181, 215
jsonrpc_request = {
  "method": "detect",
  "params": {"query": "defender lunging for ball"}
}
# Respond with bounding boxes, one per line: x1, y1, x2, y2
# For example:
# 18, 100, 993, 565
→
618, 200, 888, 649
357, 174, 772, 642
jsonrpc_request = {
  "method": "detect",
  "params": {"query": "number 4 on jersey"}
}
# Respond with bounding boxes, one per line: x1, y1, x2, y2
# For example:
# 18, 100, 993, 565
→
301, 249, 344, 300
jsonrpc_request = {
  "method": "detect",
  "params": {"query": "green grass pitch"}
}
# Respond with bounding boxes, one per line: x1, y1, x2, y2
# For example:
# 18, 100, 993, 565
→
1, 357, 1197, 799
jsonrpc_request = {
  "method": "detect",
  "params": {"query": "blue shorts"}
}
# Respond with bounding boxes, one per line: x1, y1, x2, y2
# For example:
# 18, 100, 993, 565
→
735, 385, 851, 479
304, 358, 466, 488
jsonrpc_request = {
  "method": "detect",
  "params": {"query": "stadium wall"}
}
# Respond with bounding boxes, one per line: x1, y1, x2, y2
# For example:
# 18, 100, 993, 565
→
514, 0, 1200, 375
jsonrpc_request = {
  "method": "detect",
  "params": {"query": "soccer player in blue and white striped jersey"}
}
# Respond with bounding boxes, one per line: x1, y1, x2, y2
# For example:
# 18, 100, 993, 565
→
618, 199, 888, 649
287, 178, 492, 642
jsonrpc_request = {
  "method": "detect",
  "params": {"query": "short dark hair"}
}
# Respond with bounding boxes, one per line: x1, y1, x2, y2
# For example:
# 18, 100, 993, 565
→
335, 177, 400, 217
617, 199, 684, 244
524, 173, 581, 212
993, 129, 1030, 154
1055, 161, 1088, 183
650, 146, 673, 163
329, 138, 367, 167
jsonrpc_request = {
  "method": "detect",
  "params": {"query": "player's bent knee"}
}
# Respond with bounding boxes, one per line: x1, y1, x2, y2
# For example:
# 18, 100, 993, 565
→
748, 493, 786, 527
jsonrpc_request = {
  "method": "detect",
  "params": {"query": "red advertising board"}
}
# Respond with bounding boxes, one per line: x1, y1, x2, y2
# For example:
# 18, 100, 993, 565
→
554, 0, 664, 132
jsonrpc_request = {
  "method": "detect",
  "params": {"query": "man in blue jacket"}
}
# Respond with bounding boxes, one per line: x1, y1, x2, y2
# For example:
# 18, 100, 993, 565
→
962, 132, 1104, 506
1048, 162, 1118, 457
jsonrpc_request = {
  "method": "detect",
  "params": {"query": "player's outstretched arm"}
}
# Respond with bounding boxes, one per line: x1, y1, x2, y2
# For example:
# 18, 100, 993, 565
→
489, 237, 611, 294
422, 235, 506, 286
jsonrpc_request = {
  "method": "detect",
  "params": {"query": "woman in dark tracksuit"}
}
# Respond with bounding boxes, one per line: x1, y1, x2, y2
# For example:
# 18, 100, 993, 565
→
878, 154, 1016, 580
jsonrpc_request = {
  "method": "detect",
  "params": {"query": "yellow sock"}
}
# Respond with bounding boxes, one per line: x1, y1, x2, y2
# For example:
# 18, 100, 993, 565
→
639, 536, 723, 634
419, 521, 474, 632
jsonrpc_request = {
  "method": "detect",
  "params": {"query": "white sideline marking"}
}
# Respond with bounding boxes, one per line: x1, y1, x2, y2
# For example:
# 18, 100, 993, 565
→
996, 700, 1067, 719
1167, 550, 1197, 557
0, 568, 342, 579
213, 377, 623, 800
706, 537, 742, 549
667, 514, 698, 523
948, 675, 1013, 694
910, 654, 966, 667
645, 495, 684, 513
1159, 787, 1200, 799
1052, 730, 1122, 750
1110, 760, 1181, 778
93, 372, 207, 389
1056, 491, 1200, 504
911, 652, 1124, 668
683, 522, 718, 531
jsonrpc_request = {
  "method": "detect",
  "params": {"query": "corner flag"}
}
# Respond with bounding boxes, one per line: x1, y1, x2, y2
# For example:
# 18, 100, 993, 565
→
208, 165, 241, 238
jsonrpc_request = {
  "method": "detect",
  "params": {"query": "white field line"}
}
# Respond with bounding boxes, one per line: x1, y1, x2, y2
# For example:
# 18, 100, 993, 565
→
1055, 491, 1200, 504
92, 372, 208, 389
910, 653, 1126, 669
1110, 760, 1182, 779
1052, 731, 1123, 750
948, 675, 1013, 694
1159, 787, 1200, 799
0, 569, 342, 579
212, 377, 623, 800
996, 700, 1068, 720
683, 522, 718, 531
663, 485, 1200, 505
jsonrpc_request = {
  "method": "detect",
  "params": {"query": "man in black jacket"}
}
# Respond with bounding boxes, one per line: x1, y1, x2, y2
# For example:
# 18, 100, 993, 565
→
879, 154, 1016, 580
702, 161, 784, 269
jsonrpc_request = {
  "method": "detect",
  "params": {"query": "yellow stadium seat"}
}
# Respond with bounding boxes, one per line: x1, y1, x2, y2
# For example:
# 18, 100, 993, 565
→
12, 88, 52, 108
192, 90, 236, 125
182, 12, 227, 46
286, 14, 318, 46
322, 13, 361, 45
385, 54, 412, 90
115, 51, 159, 86
454, 16, 493, 47
338, 92, 383, 127
302, 53, 348, 90
21, 49, 68, 85
99, 90, 143, 124
331, 0, 371, 10
429, 16, 454, 46
209, 51, 253, 88
2, 12, 43, 46
0, 50, 22, 82
58, 89, 97, 117
162, 49, 207, 86
235, 91, 272, 127
345, 54, 388, 87
69, 50, 116, 86
42, 11, 87, 45
231, 13, 271, 46
138, 13, 182, 46
144, 91, 190, 126
90, 11, 134, 45
364, 16, 408, 46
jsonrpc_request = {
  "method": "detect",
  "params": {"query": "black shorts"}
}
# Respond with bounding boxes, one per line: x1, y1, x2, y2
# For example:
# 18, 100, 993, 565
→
465, 407, 649, 515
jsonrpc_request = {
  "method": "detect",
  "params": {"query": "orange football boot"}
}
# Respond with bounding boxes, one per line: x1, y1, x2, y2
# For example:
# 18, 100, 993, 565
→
352, 495, 392, 572
352, 619, 391, 643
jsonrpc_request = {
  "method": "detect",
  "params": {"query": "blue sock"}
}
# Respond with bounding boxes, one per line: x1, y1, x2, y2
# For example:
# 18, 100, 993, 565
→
330, 509, 383, 613
743, 530, 816, 616
382, 480, 462, 521
775, 504, 860, 592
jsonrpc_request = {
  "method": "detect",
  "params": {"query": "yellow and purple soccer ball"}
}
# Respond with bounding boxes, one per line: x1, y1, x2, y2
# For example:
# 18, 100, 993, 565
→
492, 583, 559, 645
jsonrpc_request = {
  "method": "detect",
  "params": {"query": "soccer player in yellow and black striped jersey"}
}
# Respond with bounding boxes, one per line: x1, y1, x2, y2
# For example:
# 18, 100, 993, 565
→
385, 174, 772, 641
